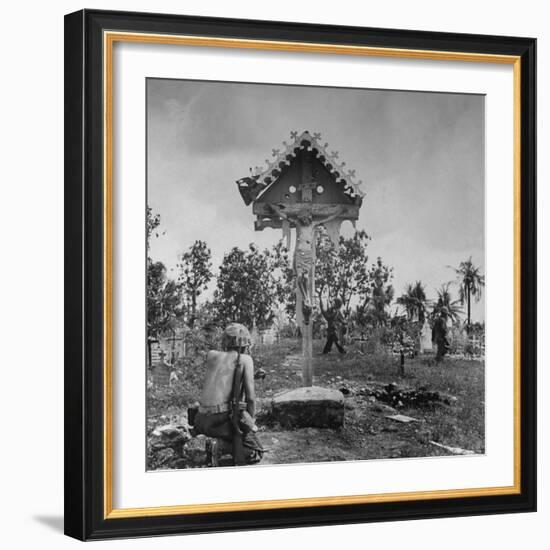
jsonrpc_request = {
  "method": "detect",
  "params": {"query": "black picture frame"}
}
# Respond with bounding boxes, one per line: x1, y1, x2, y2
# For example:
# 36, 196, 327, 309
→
64, 9, 536, 541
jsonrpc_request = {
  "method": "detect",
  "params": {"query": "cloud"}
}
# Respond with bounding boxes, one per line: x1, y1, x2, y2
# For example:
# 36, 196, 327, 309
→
147, 79, 486, 320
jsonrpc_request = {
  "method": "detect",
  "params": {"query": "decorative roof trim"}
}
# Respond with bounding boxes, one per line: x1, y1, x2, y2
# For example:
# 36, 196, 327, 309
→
237, 131, 365, 203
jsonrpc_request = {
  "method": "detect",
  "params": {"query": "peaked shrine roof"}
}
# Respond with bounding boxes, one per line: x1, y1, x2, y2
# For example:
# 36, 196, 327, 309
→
236, 131, 365, 206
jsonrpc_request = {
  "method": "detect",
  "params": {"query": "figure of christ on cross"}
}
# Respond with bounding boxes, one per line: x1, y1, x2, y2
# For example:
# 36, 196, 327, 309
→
268, 203, 346, 325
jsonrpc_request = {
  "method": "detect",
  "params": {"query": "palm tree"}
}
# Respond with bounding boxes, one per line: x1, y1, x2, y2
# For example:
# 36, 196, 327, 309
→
432, 282, 463, 325
397, 281, 429, 325
449, 257, 485, 332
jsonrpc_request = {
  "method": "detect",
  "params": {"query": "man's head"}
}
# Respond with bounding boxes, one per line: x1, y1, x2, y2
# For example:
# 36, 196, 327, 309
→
334, 297, 343, 309
222, 323, 252, 353
440, 307, 450, 318
297, 213, 312, 226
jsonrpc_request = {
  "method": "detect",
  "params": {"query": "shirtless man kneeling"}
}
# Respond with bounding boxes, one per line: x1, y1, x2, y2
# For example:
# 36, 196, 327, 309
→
193, 323, 264, 466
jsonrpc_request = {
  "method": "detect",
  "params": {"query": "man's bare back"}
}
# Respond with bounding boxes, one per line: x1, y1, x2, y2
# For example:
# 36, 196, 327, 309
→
200, 350, 256, 417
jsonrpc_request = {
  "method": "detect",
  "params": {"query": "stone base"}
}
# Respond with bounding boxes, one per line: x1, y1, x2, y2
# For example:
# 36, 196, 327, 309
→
271, 386, 345, 429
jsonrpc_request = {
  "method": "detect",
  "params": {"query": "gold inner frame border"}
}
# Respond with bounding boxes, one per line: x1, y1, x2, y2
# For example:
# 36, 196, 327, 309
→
102, 30, 522, 520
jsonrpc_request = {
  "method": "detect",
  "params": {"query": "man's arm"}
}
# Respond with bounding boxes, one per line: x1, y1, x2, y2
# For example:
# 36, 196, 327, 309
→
313, 205, 345, 228
242, 356, 256, 418
268, 203, 290, 221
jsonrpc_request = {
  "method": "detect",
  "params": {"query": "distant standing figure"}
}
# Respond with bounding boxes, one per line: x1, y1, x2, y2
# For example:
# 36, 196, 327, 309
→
321, 297, 346, 355
432, 307, 450, 362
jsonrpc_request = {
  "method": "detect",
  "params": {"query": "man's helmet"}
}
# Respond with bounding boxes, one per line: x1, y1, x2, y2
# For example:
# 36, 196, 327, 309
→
222, 323, 252, 350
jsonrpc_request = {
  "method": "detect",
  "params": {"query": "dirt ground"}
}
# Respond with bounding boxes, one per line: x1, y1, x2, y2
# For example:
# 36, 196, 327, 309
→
147, 338, 485, 469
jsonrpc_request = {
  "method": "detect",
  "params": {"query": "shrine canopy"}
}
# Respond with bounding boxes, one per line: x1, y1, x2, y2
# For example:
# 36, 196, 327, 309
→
236, 131, 365, 234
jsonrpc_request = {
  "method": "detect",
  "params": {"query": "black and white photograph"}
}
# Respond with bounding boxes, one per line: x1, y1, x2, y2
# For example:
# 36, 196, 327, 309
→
146, 78, 486, 470
0, 0, 543, 546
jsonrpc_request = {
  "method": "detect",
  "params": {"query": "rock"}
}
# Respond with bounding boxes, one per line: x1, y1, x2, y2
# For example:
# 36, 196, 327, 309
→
416, 426, 432, 443
339, 386, 351, 396
149, 434, 167, 451
440, 393, 458, 405
372, 402, 397, 414
184, 435, 209, 466
386, 414, 418, 423
271, 386, 345, 429
151, 423, 192, 455
156, 448, 176, 465
430, 441, 476, 455
172, 458, 188, 469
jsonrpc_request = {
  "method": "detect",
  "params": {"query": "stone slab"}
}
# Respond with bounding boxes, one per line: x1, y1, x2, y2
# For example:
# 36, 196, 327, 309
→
271, 386, 345, 429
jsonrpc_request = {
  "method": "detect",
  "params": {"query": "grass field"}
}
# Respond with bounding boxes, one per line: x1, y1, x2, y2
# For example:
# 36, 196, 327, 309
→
148, 338, 485, 466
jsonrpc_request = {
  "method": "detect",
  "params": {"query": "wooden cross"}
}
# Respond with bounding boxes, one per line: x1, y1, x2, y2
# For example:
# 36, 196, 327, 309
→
299, 178, 317, 202
300, 152, 316, 202
164, 334, 183, 360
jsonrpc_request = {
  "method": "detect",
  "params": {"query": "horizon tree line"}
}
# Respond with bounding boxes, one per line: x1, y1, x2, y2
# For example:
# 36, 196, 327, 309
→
147, 209, 485, 340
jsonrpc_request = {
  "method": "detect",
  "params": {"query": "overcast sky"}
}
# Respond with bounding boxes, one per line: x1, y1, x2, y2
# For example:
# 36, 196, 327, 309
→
147, 78, 485, 321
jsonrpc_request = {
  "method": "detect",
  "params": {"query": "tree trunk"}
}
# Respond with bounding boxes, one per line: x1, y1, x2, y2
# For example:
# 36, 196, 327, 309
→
467, 286, 471, 334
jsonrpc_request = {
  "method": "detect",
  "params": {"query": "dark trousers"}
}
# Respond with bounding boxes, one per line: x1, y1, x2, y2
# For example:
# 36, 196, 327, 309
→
194, 411, 263, 465
435, 338, 449, 362
194, 411, 246, 464
323, 333, 345, 354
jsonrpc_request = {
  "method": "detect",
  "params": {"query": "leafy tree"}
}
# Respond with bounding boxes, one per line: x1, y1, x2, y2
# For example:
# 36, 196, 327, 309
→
314, 229, 393, 330
388, 313, 419, 362
449, 257, 485, 332
147, 261, 184, 338
213, 244, 286, 330
315, 229, 372, 316
270, 240, 296, 318
363, 257, 395, 327
397, 281, 429, 325
146, 208, 183, 341
177, 240, 213, 327
146, 206, 163, 252
431, 282, 463, 324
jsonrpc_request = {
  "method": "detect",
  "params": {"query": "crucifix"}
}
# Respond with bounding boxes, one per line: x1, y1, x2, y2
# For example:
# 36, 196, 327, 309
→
268, 201, 345, 386
299, 178, 317, 202
236, 131, 364, 387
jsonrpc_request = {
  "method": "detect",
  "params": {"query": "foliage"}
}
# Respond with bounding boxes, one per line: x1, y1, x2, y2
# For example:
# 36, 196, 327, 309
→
356, 257, 395, 328
146, 209, 184, 338
388, 314, 421, 356
212, 243, 290, 330
146, 206, 162, 250
314, 230, 394, 333
315, 229, 372, 316
270, 240, 296, 318
177, 240, 213, 326
449, 256, 485, 331
431, 282, 463, 325
147, 261, 184, 338
397, 281, 430, 325
468, 321, 485, 337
